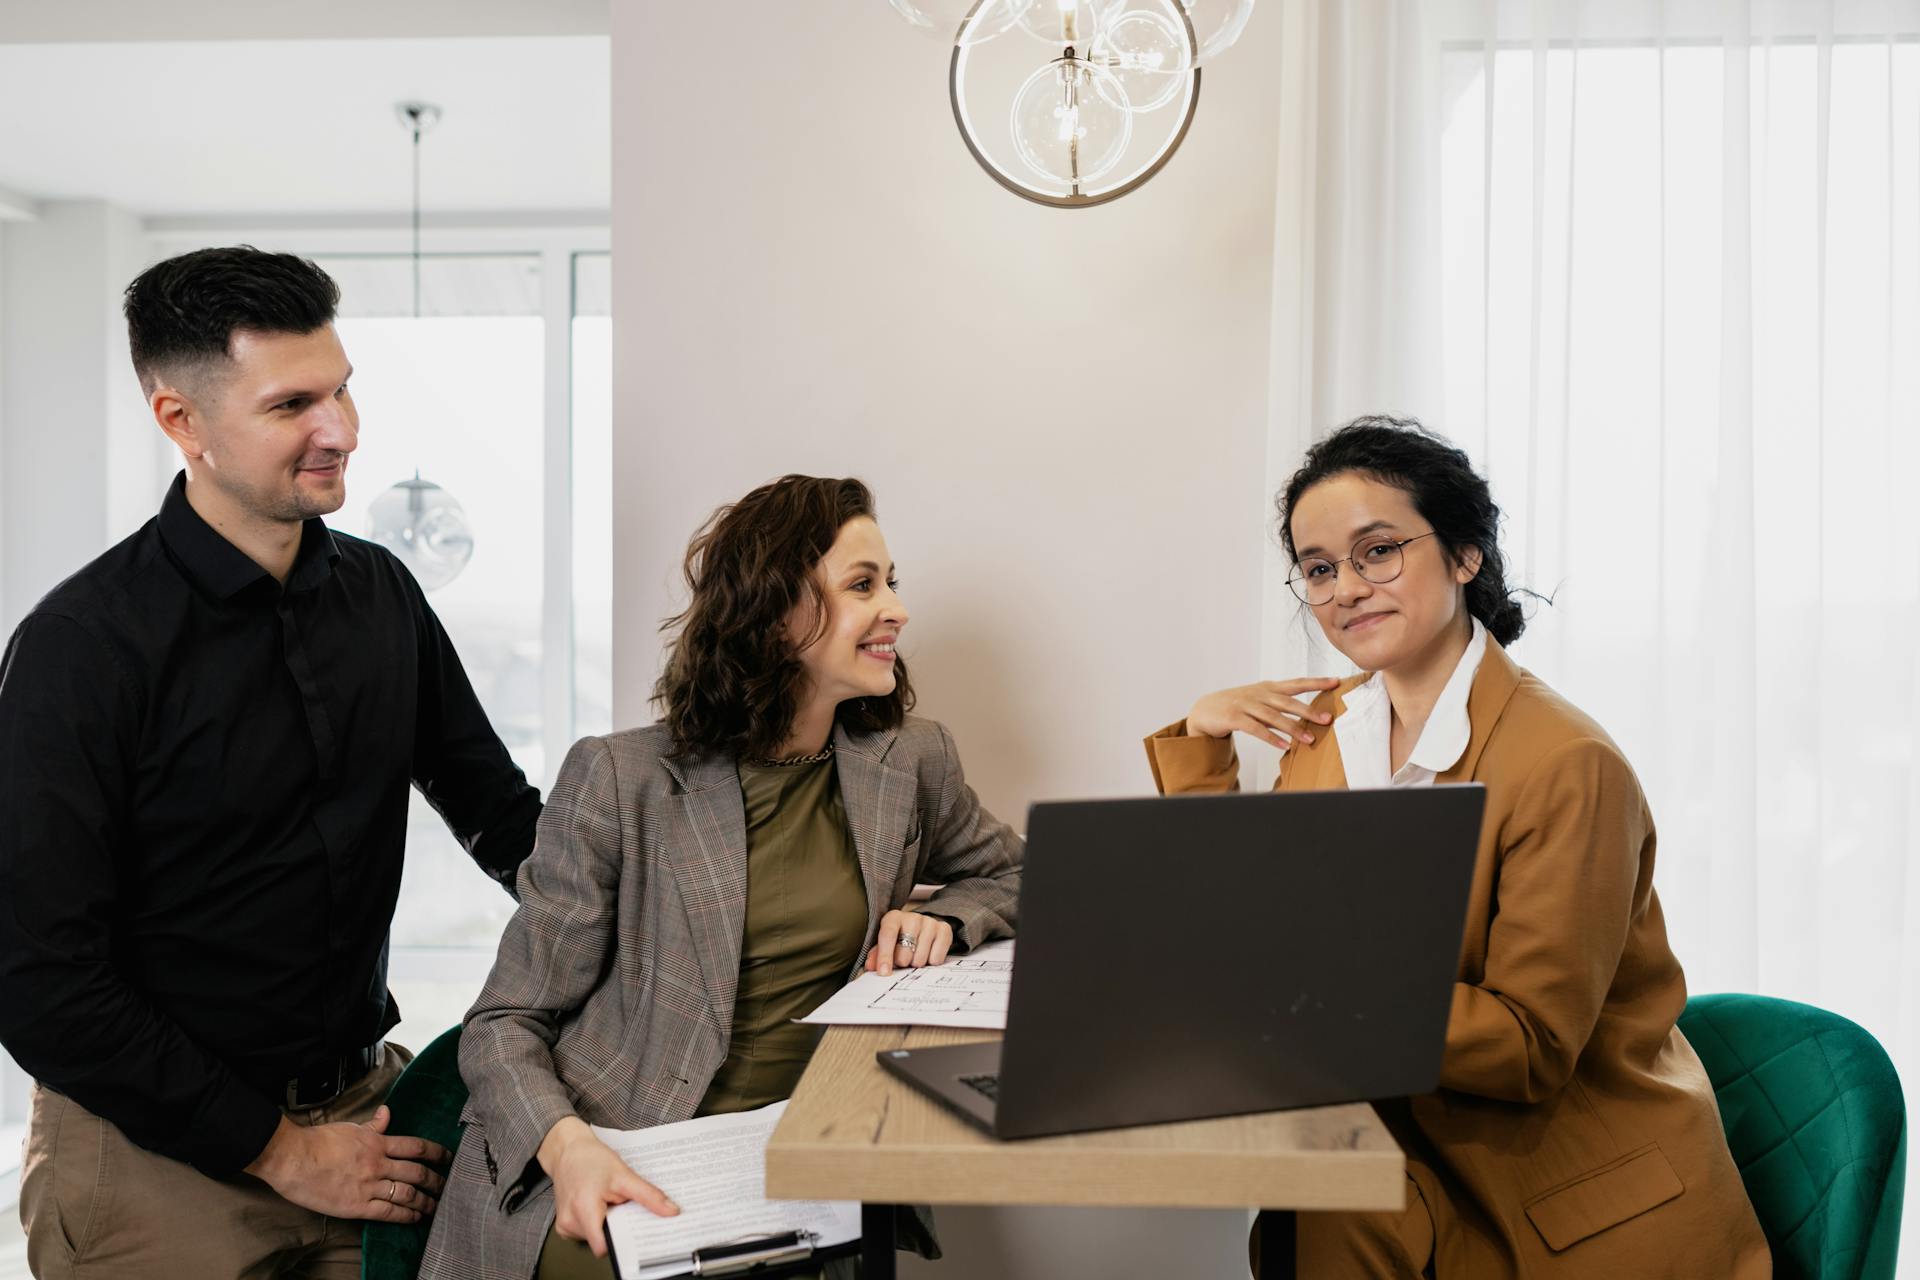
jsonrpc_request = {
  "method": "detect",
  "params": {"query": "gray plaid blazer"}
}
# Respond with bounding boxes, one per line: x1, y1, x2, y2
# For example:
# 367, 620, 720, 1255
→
418, 715, 1022, 1280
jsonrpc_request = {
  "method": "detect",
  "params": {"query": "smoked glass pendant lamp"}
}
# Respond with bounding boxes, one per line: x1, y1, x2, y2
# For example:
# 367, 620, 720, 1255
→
365, 101, 475, 591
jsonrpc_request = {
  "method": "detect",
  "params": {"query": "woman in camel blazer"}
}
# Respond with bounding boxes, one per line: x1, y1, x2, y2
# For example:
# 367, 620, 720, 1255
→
421, 477, 1022, 1280
1147, 419, 1768, 1279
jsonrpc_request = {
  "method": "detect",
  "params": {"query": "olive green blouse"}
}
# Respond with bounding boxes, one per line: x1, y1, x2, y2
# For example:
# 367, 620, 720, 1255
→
695, 754, 868, 1116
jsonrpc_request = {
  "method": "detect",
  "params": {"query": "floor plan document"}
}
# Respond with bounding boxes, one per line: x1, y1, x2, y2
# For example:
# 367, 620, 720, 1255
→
800, 940, 1014, 1030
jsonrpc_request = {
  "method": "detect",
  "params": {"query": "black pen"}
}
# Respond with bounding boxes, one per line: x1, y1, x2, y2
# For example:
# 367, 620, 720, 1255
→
631, 1229, 817, 1278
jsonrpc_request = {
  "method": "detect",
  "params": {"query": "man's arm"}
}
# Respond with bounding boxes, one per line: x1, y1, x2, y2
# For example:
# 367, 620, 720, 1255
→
0, 613, 282, 1173
406, 578, 543, 892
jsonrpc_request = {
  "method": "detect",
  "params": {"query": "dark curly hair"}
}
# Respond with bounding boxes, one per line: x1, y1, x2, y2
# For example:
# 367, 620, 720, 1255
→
123, 245, 340, 395
654, 475, 914, 759
1277, 416, 1531, 646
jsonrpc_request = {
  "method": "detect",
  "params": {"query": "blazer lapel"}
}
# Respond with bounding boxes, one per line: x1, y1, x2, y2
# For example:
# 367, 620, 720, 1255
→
832, 722, 913, 953
1438, 641, 1524, 784
1290, 652, 1520, 791
1286, 681, 1359, 791
662, 749, 749, 1031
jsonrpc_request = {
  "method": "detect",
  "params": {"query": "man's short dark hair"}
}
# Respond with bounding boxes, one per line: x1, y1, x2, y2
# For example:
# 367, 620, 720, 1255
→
123, 246, 341, 395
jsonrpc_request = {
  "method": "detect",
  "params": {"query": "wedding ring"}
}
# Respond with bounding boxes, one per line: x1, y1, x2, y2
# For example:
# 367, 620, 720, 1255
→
385, 1180, 398, 1203
896, 934, 918, 950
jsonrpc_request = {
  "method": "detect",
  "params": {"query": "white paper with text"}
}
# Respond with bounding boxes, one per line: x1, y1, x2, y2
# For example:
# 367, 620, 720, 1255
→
596, 1101, 859, 1280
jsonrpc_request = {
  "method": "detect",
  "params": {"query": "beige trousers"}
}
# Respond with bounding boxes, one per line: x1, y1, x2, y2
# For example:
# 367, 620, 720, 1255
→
1294, 1189, 1437, 1279
1251, 1176, 1438, 1279
19, 1044, 410, 1280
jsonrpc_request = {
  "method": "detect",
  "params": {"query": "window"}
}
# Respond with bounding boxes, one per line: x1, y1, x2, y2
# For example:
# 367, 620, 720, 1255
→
324, 254, 550, 954
573, 252, 614, 741
1439, 35, 1920, 686
1433, 24, 1920, 1029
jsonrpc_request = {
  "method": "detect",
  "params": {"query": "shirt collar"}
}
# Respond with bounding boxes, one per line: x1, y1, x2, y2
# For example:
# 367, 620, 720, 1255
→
1340, 617, 1489, 776
158, 471, 340, 601
1406, 617, 1488, 774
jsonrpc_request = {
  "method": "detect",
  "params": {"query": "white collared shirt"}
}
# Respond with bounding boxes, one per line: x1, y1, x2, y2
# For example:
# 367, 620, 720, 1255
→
1333, 618, 1489, 790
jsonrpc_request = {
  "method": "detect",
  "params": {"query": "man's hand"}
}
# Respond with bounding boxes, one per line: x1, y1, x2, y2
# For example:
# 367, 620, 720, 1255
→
539, 1116, 679, 1258
245, 1105, 449, 1224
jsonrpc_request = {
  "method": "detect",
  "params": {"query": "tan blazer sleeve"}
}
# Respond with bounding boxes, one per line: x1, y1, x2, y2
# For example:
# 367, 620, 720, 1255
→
1143, 719, 1241, 794
1440, 736, 1652, 1103
917, 722, 1023, 951
459, 735, 624, 1209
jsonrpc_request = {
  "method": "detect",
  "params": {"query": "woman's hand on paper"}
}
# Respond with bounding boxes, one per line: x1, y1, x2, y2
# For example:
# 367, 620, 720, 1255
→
1185, 678, 1340, 750
866, 909, 952, 976
539, 1116, 679, 1258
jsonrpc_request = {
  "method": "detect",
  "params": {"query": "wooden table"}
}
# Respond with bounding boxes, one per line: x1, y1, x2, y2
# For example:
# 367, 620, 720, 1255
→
765, 1025, 1404, 1279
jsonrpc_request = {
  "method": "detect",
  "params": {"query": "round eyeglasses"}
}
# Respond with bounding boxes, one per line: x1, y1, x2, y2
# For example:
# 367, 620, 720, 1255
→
1287, 531, 1439, 606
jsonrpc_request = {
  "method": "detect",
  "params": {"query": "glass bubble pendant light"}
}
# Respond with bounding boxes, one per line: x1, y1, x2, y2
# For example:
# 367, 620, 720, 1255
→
368, 469, 475, 591
947, 0, 1206, 207
366, 101, 475, 592
887, 0, 1261, 206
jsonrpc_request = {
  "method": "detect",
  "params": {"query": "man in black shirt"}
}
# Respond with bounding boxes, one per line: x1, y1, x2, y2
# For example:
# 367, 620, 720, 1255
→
0, 247, 542, 1278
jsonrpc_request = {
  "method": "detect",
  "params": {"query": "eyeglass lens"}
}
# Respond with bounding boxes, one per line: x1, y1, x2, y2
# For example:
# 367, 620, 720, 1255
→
1288, 537, 1404, 604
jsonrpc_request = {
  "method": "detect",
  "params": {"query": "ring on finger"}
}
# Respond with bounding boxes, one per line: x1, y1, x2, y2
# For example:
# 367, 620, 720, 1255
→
384, 1180, 398, 1203
896, 933, 917, 950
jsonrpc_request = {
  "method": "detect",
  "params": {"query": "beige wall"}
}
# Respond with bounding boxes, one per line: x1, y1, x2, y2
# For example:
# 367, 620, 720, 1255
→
612, 3, 1287, 821
610, 11, 1290, 1271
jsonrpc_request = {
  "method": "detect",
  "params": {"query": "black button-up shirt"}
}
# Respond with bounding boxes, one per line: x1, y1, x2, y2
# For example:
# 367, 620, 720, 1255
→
0, 473, 541, 1174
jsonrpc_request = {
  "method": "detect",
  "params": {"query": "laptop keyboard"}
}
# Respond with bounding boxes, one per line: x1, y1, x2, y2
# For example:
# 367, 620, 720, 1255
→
959, 1072, 1001, 1101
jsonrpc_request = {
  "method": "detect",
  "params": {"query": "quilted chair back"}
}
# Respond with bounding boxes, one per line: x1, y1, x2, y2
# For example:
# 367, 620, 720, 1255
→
361, 1026, 468, 1280
1678, 994, 1905, 1280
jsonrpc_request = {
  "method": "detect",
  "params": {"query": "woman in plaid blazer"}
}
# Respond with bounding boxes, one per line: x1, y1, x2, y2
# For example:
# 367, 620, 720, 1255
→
421, 476, 1023, 1280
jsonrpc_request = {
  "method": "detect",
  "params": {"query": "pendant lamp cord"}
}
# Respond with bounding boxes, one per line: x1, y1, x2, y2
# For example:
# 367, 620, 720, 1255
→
410, 113, 423, 319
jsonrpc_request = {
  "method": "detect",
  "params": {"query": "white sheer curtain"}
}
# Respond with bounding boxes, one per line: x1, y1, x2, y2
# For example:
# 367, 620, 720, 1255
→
1265, 0, 1920, 1261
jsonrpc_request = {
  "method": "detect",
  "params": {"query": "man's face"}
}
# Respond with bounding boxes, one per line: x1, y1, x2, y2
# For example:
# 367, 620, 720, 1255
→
183, 325, 359, 523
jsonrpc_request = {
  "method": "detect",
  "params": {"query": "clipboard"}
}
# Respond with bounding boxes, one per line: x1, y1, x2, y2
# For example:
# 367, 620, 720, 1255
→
606, 1228, 862, 1279
588, 1101, 861, 1278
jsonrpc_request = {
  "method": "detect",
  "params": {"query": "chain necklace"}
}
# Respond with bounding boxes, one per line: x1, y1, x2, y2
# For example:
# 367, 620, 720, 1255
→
745, 742, 835, 768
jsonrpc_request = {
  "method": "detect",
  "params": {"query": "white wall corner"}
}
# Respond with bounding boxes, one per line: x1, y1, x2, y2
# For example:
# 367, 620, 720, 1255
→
0, 0, 608, 43
0, 200, 145, 635
102, 203, 167, 544
0, 184, 39, 223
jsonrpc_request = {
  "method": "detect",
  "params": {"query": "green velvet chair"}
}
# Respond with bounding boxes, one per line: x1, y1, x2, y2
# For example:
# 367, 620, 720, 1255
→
1678, 994, 1906, 1280
362, 1026, 468, 1280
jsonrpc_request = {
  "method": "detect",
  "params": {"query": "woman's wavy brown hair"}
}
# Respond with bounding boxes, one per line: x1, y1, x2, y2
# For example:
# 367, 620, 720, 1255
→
653, 475, 915, 760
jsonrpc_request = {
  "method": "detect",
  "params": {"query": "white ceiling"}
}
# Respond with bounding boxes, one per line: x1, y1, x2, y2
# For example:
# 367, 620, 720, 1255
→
0, 35, 610, 217
0, 0, 608, 43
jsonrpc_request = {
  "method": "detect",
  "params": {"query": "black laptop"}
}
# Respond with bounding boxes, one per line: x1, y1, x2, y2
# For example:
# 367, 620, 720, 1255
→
878, 785, 1484, 1139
